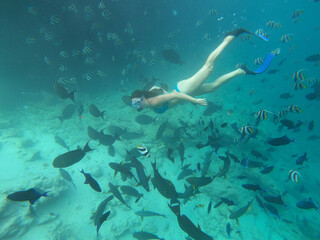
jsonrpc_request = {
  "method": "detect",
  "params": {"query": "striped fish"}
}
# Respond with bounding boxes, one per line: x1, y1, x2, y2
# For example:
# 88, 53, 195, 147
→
254, 57, 264, 65
287, 105, 303, 113
239, 126, 254, 135
288, 170, 300, 183
293, 81, 307, 91
280, 34, 293, 43
255, 110, 269, 120
292, 69, 306, 82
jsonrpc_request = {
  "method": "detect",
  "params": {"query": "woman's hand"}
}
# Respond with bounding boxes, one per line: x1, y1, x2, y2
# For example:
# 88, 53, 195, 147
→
195, 98, 207, 106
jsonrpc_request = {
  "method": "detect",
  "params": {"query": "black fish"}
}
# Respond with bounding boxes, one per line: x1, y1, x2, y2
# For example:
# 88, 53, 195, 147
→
155, 121, 167, 140
214, 154, 230, 178
57, 104, 76, 123
296, 198, 319, 210
168, 203, 213, 240
305, 54, 320, 62
263, 195, 286, 206
89, 104, 104, 119
108, 145, 115, 157
267, 69, 279, 74
207, 198, 212, 214
267, 135, 294, 146
260, 166, 274, 174
256, 195, 265, 209
201, 152, 213, 177
221, 122, 228, 128
151, 159, 178, 200
308, 120, 315, 131
108, 183, 131, 208
296, 152, 307, 165
135, 114, 153, 125
109, 162, 137, 182
226, 152, 240, 163
87, 126, 100, 140
120, 185, 143, 203
135, 209, 166, 220
229, 200, 253, 223
280, 119, 295, 129
161, 49, 183, 65
226, 222, 233, 238
133, 231, 164, 240
99, 131, 120, 146
7, 188, 49, 205
203, 101, 221, 116
264, 203, 280, 218
131, 157, 150, 192
186, 176, 213, 188
54, 81, 75, 102
59, 168, 76, 189
80, 169, 101, 192
54, 136, 70, 150
97, 211, 110, 236
92, 196, 113, 225
279, 92, 293, 99
167, 148, 174, 163
177, 142, 185, 166
52, 141, 93, 168
242, 184, 265, 192
278, 58, 286, 66
177, 168, 194, 180
221, 197, 237, 206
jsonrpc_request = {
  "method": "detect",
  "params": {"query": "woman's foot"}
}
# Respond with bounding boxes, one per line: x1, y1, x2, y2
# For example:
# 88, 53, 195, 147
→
225, 28, 252, 37
237, 64, 256, 75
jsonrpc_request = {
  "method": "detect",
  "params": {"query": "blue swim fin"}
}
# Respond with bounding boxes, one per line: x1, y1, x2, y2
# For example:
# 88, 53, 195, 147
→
253, 53, 275, 74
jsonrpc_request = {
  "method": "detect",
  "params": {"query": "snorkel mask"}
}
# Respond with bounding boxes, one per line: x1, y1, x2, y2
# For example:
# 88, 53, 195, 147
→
131, 97, 144, 111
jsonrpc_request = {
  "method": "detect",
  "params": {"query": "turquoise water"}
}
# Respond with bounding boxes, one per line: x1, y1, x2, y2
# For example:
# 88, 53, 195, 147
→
0, 0, 320, 239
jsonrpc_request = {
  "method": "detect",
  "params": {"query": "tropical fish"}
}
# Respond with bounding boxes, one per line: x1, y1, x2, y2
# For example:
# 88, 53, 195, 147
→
89, 104, 105, 119
168, 203, 213, 240
263, 195, 286, 206
266, 20, 282, 29
87, 126, 100, 140
7, 188, 48, 205
280, 34, 293, 43
177, 168, 195, 180
156, 121, 167, 140
292, 9, 303, 18
108, 162, 137, 182
288, 170, 300, 183
213, 154, 231, 178
151, 159, 178, 200
57, 104, 76, 123
267, 135, 294, 146
54, 136, 70, 150
305, 54, 320, 62
293, 81, 307, 90
280, 119, 296, 130
207, 198, 213, 214
296, 198, 319, 210
91, 196, 113, 225
279, 92, 293, 99
226, 222, 233, 239
177, 142, 185, 166
277, 109, 289, 118
135, 114, 153, 125
161, 49, 183, 65
54, 81, 75, 102
108, 183, 131, 209
308, 120, 315, 131
80, 169, 101, 192
50, 15, 60, 25
59, 169, 76, 189
137, 145, 150, 157
255, 110, 272, 120
99, 131, 120, 146
135, 209, 166, 221
229, 200, 253, 223
131, 157, 150, 192
133, 231, 164, 240
52, 141, 93, 168
287, 105, 303, 113
239, 126, 254, 135
120, 186, 143, 203
254, 57, 264, 65
27, 7, 38, 15
194, 204, 205, 209
242, 184, 265, 192
296, 152, 307, 165
264, 203, 280, 218
186, 176, 213, 188
96, 211, 110, 236
260, 166, 274, 174
293, 69, 306, 82
167, 148, 174, 163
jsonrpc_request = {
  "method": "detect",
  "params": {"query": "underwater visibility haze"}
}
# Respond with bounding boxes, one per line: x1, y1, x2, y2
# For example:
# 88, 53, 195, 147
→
0, 0, 320, 239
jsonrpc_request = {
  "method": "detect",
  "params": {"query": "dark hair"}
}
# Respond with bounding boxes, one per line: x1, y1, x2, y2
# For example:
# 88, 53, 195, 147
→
131, 89, 164, 99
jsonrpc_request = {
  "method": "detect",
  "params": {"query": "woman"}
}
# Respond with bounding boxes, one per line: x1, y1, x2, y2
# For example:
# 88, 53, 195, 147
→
131, 28, 277, 114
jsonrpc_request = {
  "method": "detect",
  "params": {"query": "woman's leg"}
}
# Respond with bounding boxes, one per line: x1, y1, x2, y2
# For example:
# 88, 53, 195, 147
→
176, 35, 235, 95
176, 28, 252, 95
193, 68, 245, 96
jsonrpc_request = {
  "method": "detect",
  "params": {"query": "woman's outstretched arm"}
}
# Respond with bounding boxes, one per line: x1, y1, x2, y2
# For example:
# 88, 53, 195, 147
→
148, 92, 207, 106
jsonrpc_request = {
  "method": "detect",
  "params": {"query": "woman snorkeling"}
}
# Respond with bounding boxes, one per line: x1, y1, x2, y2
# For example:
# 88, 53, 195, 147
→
131, 28, 279, 114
